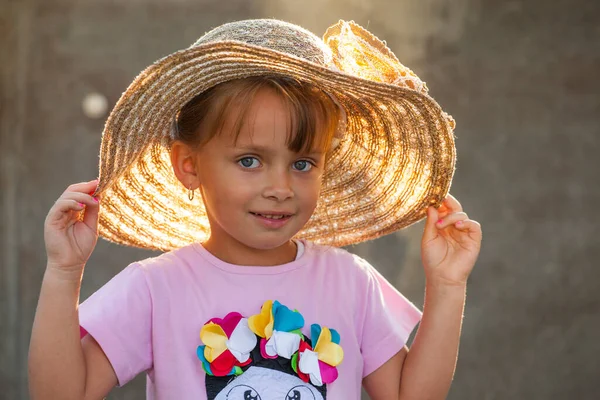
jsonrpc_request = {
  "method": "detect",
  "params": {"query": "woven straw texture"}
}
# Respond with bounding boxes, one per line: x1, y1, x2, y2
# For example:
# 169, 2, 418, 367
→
95, 19, 456, 251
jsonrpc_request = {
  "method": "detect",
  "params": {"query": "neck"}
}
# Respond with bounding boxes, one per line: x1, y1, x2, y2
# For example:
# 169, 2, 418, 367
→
202, 237, 298, 266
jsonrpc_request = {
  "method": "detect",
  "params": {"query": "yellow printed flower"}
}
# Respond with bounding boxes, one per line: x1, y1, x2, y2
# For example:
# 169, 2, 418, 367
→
248, 300, 274, 339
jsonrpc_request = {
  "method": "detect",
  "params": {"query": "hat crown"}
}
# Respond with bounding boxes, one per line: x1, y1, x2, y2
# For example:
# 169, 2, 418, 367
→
192, 19, 332, 67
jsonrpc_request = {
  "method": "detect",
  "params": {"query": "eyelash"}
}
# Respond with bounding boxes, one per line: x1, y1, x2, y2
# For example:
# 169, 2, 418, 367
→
236, 157, 315, 171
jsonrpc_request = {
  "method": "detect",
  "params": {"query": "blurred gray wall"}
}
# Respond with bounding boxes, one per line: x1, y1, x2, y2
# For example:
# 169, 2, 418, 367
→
2, 0, 599, 398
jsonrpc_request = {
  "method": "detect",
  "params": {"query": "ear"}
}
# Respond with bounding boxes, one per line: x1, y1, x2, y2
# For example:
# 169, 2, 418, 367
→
170, 140, 200, 189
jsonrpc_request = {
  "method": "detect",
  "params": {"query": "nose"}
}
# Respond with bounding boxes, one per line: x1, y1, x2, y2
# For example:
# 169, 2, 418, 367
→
262, 168, 294, 202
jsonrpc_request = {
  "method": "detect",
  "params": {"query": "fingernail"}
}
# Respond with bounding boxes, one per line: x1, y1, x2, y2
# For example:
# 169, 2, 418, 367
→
93, 197, 99, 202
78, 202, 84, 207
456, 221, 463, 226
437, 219, 443, 224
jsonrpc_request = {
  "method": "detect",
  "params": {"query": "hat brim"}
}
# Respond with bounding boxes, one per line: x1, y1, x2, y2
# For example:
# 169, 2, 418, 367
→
96, 41, 455, 250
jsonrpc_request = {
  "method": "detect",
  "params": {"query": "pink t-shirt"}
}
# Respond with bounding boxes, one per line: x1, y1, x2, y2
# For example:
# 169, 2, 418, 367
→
79, 240, 421, 399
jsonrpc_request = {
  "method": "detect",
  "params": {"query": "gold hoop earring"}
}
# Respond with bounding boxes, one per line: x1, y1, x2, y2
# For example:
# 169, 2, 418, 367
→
188, 185, 195, 201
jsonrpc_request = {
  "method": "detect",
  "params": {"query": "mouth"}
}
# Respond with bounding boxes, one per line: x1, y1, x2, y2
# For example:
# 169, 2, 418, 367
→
249, 211, 294, 220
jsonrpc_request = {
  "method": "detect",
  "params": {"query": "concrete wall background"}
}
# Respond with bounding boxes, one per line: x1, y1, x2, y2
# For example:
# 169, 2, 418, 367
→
1, 0, 598, 398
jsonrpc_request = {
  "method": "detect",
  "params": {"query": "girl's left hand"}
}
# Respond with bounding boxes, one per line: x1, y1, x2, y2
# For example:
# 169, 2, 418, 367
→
421, 194, 482, 287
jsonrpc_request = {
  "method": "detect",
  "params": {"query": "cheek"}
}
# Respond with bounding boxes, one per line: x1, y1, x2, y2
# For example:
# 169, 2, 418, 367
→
204, 183, 245, 210
200, 168, 255, 210
298, 177, 322, 209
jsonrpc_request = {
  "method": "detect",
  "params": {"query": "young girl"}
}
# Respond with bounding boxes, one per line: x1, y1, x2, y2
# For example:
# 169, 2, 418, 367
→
29, 19, 481, 400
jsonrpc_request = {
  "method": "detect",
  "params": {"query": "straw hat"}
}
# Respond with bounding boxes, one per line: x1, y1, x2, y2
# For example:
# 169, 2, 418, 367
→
95, 19, 456, 251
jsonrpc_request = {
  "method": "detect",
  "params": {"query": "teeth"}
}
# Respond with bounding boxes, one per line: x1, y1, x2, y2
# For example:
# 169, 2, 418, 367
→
257, 214, 286, 219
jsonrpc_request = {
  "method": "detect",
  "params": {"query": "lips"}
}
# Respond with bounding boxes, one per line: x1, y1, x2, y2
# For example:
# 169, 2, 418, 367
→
249, 211, 295, 229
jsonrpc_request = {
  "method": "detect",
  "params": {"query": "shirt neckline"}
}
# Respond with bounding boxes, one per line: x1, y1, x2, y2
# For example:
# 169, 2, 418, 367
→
191, 239, 311, 275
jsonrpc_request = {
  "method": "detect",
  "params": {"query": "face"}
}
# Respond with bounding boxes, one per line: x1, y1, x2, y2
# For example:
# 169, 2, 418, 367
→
213, 366, 324, 400
193, 87, 327, 256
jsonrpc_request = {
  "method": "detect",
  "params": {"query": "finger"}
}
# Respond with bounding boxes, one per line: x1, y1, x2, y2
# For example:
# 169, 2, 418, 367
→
454, 219, 481, 233
454, 220, 483, 241
47, 199, 86, 224
439, 194, 463, 215
59, 192, 99, 208
62, 179, 99, 196
422, 206, 440, 244
436, 212, 469, 229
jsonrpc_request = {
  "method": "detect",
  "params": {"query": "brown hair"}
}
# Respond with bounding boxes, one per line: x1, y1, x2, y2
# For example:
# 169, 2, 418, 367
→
171, 76, 340, 156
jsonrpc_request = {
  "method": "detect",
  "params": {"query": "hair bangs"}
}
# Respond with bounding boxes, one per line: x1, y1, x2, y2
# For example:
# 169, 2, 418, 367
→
174, 76, 340, 156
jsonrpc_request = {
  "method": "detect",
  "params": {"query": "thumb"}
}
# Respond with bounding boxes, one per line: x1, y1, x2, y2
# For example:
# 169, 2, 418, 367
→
82, 197, 100, 232
422, 206, 440, 244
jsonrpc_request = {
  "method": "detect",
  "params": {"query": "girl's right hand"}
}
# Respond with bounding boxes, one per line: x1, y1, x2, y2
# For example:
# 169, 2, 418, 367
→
44, 180, 101, 276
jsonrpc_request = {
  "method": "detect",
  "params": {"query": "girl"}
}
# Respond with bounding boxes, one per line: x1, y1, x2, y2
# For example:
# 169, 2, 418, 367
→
29, 19, 481, 400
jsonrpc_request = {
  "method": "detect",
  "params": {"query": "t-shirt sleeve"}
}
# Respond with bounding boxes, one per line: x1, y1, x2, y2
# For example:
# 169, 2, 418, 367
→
356, 257, 422, 377
78, 263, 153, 386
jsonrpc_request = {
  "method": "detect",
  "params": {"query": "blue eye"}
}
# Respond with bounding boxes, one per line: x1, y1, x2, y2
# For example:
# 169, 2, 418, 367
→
238, 157, 260, 169
293, 160, 312, 172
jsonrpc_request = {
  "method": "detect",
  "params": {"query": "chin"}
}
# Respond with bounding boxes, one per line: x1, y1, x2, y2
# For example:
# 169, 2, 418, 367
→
229, 225, 301, 251
241, 235, 296, 251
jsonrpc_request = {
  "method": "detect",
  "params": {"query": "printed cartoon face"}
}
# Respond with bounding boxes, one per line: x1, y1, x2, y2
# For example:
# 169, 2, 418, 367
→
213, 367, 324, 400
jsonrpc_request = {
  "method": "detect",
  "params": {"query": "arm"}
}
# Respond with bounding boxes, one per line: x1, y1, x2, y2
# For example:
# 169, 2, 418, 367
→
28, 180, 118, 400
399, 283, 465, 399
364, 194, 481, 400
364, 284, 465, 400
29, 268, 118, 400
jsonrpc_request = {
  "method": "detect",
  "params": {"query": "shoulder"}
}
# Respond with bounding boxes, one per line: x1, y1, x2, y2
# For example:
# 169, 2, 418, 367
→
124, 242, 203, 284
134, 242, 201, 270
304, 241, 378, 282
